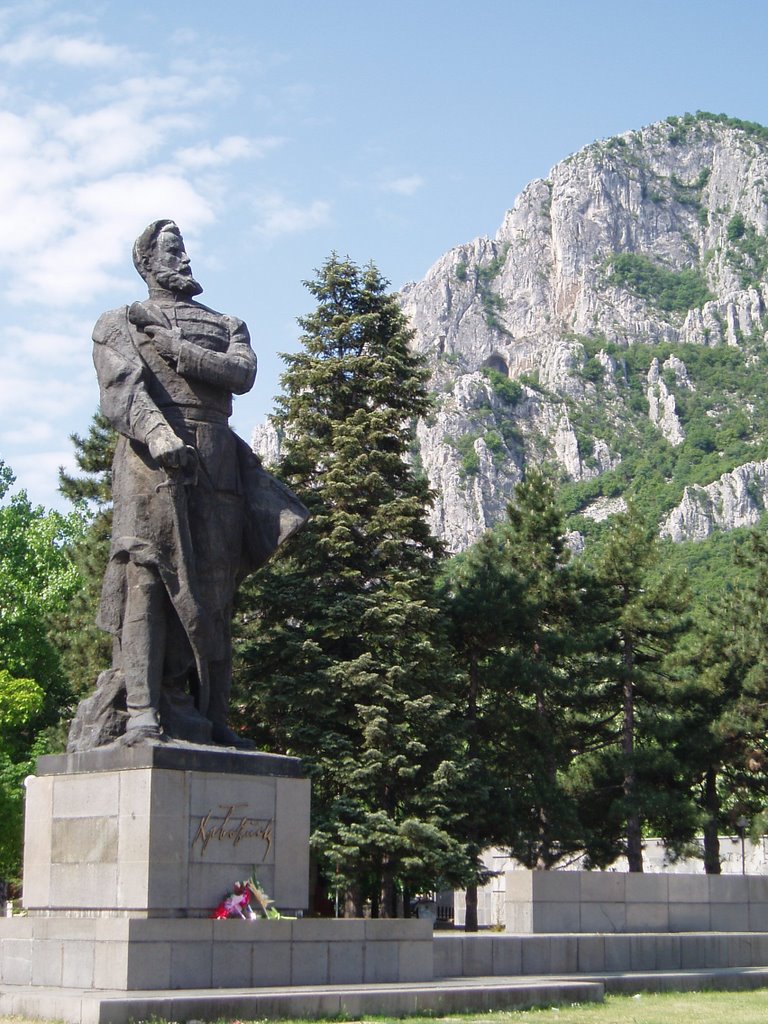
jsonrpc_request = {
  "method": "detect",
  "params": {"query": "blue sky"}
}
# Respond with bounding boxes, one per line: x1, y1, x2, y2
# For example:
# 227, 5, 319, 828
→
2, 0, 768, 510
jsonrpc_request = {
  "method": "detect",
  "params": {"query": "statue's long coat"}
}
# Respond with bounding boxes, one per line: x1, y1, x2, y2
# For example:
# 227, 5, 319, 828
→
93, 296, 307, 693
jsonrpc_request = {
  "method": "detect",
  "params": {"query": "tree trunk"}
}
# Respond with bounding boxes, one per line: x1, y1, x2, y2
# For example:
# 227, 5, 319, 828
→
402, 884, 412, 919
464, 655, 480, 931
625, 812, 643, 872
464, 883, 478, 932
702, 765, 721, 874
534, 644, 556, 868
623, 653, 643, 872
380, 869, 396, 918
344, 885, 363, 918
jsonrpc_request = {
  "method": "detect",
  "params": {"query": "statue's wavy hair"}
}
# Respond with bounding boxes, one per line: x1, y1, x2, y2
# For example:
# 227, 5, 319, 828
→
132, 219, 178, 281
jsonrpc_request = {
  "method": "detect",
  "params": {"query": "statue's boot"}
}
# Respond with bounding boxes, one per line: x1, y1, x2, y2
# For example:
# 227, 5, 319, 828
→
124, 707, 163, 744
210, 720, 255, 749
121, 561, 167, 743
207, 657, 255, 749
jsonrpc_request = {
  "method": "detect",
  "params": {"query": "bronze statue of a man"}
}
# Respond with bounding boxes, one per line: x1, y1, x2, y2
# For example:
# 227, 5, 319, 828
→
68, 220, 307, 750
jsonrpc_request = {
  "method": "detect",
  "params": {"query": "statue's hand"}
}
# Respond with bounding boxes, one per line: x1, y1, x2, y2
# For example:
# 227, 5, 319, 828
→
143, 325, 183, 365
147, 425, 194, 471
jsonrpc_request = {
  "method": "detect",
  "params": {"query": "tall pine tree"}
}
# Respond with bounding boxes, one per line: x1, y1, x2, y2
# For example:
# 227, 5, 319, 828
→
235, 256, 470, 915
575, 506, 695, 871
436, 525, 523, 929
679, 528, 768, 871
438, 471, 599, 879
486, 471, 598, 869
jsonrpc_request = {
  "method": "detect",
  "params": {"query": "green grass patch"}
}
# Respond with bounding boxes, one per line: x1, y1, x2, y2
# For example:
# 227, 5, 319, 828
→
67, 987, 768, 1023
408, 988, 768, 1023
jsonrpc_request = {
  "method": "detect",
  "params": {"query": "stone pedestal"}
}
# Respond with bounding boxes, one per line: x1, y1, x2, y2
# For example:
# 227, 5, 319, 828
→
0, 743, 434, 1013
23, 744, 310, 917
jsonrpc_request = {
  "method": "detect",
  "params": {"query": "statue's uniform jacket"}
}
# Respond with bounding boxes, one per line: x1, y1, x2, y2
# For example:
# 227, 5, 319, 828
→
92, 295, 299, 713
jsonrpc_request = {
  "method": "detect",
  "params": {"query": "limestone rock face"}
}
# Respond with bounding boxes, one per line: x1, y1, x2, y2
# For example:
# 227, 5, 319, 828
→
647, 358, 685, 446
660, 461, 768, 542
252, 420, 283, 468
396, 117, 768, 549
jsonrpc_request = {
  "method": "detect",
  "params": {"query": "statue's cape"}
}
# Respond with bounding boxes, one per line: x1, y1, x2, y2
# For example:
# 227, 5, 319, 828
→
236, 437, 309, 574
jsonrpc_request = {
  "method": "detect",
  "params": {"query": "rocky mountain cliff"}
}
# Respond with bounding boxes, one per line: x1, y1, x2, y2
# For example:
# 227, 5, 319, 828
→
398, 113, 768, 550
257, 113, 768, 553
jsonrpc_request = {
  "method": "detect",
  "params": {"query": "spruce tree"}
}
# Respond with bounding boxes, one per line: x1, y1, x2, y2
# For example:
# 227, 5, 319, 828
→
235, 256, 469, 915
58, 411, 115, 509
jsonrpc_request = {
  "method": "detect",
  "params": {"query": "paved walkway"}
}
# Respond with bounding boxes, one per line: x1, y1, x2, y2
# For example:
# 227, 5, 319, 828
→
3, 966, 768, 1024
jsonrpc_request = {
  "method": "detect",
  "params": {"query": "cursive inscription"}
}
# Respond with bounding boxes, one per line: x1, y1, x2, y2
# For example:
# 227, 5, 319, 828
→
192, 804, 273, 860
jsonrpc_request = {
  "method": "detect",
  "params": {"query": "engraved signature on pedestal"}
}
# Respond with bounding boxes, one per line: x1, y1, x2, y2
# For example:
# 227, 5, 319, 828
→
192, 803, 273, 859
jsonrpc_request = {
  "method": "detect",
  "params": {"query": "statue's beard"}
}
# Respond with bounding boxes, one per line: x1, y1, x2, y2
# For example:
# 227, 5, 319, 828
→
155, 266, 203, 296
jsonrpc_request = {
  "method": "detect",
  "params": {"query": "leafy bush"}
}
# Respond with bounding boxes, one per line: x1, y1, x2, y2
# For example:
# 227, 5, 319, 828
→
482, 367, 523, 405
582, 355, 606, 384
725, 218, 768, 288
560, 328, 768, 531
475, 245, 510, 331
727, 213, 746, 241
667, 111, 768, 146
476, 244, 510, 286
607, 253, 713, 313
453, 433, 481, 477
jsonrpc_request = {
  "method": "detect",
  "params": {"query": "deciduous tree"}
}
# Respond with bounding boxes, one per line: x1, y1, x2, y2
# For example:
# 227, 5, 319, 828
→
0, 461, 84, 880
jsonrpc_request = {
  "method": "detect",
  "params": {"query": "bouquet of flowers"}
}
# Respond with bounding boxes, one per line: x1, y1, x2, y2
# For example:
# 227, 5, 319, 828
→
209, 871, 281, 920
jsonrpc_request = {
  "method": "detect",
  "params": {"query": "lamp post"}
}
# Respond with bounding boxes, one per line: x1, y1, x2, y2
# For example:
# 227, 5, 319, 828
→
737, 815, 748, 875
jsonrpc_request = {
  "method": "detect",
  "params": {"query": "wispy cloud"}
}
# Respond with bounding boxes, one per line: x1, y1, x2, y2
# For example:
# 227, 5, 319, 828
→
176, 134, 284, 169
0, 30, 129, 67
381, 175, 425, 196
252, 193, 332, 240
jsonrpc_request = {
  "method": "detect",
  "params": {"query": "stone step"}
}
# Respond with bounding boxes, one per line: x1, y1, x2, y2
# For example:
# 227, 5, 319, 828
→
0, 977, 605, 1024
4, 967, 768, 1024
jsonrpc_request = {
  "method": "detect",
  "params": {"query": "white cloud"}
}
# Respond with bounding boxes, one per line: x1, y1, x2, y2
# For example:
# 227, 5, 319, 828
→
0, 14, 301, 510
252, 194, 331, 240
3, 171, 216, 307
3, 321, 89, 365
5, 449, 77, 511
0, 31, 128, 67
381, 175, 425, 196
0, 372, 94, 448
175, 135, 284, 169
0, 25, 276, 308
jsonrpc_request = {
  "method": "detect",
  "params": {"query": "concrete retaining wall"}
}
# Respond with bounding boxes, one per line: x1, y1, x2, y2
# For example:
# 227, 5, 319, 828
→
504, 870, 768, 933
435, 930, 768, 976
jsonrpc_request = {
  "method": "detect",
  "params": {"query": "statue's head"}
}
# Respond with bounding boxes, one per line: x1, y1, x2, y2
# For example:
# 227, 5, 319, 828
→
132, 219, 203, 297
